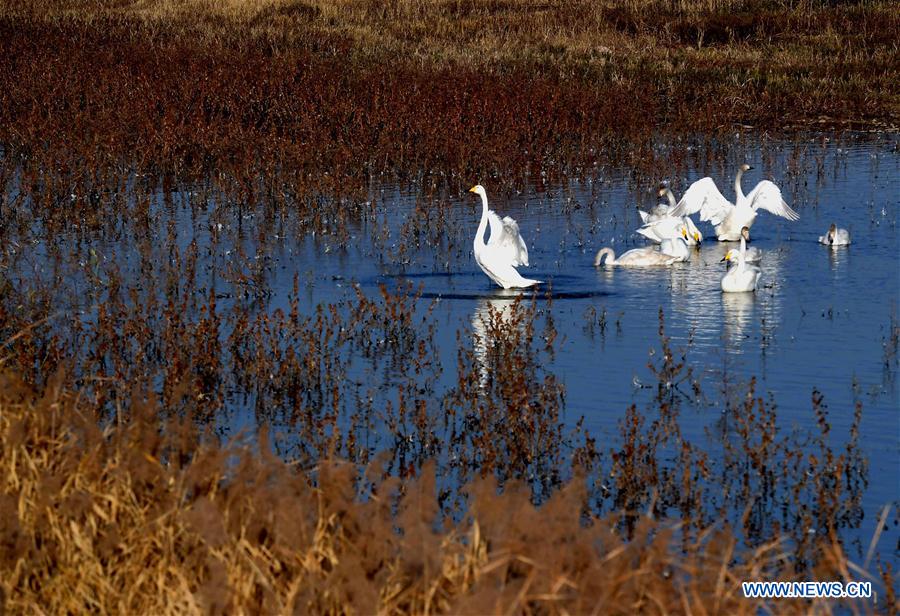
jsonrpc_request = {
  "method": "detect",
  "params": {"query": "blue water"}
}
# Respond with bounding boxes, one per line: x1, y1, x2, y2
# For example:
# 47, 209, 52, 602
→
4, 131, 899, 569
320, 133, 899, 564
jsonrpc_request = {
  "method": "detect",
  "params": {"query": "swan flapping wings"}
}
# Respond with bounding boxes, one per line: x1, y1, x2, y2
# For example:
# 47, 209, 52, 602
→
487, 210, 529, 267
746, 180, 799, 221
638, 203, 671, 224
669, 177, 733, 227
672, 176, 799, 223
469, 184, 540, 289
636, 214, 689, 243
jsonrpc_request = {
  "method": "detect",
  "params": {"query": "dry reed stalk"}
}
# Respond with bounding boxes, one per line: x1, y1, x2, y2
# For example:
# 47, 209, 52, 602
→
1, 369, 892, 614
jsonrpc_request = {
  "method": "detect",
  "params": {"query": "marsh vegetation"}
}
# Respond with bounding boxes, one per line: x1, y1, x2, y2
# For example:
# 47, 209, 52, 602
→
0, 0, 898, 612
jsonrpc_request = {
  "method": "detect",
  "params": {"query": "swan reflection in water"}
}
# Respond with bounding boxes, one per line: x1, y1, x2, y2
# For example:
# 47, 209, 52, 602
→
471, 290, 524, 390
828, 241, 850, 273
721, 291, 756, 348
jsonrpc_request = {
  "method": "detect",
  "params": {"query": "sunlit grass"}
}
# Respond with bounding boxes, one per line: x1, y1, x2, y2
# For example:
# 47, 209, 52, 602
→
0, 364, 889, 614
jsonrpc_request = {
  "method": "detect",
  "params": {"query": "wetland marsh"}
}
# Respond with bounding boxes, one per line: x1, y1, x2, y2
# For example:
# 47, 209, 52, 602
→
1, 1, 898, 612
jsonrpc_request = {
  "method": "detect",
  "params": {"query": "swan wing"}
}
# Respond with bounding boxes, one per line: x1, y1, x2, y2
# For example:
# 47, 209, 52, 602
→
636, 226, 661, 242
477, 247, 537, 288
639, 203, 672, 225
746, 180, 799, 221
487, 211, 529, 267
670, 177, 733, 226
654, 216, 684, 237
486, 209, 504, 244
652, 203, 671, 217
648, 204, 670, 221
636, 215, 683, 242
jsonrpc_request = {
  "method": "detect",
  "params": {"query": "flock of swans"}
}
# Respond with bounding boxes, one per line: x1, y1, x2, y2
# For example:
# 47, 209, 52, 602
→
470, 164, 851, 293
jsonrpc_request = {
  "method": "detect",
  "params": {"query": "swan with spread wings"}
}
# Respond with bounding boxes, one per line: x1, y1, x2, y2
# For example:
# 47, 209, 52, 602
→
470, 185, 540, 289
669, 164, 799, 241
637, 187, 703, 245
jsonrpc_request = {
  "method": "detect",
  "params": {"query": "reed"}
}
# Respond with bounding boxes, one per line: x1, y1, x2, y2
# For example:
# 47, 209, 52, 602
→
0, 3, 896, 611
1, 0, 896, 193
1, 368, 891, 614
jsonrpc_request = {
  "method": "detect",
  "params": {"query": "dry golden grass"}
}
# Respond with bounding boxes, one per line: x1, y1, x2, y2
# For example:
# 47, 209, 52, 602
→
1, 369, 893, 614
21, 0, 900, 78
6, 0, 899, 93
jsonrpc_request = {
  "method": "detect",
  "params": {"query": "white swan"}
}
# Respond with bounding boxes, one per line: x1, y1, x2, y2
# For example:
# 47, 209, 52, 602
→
638, 186, 678, 223
721, 245, 762, 293
819, 223, 851, 247
471, 294, 518, 389
637, 187, 703, 245
670, 164, 799, 241
660, 236, 690, 262
739, 226, 762, 264
470, 185, 540, 289
594, 245, 680, 267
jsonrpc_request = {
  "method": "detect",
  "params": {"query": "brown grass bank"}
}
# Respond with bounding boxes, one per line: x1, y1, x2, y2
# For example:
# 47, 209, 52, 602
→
0, 0, 897, 189
1, 370, 893, 614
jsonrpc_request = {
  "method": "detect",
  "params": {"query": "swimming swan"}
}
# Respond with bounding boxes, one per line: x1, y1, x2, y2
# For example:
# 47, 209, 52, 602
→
721, 245, 762, 293
470, 185, 540, 289
670, 164, 799, 241
819, 223, 851, 247
594, 245, 680, 267
637, 187, 703, 245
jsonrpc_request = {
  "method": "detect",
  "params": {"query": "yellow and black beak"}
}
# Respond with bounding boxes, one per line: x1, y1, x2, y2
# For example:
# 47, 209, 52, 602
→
468, 185, 478, 193
720, 253, 730, 262
694, 232, 702, 243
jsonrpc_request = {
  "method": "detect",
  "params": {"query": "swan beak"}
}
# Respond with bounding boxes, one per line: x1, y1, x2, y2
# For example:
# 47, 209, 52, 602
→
468, 186, 478, 193
694, 232, 701, 243
720, 254, 730, 262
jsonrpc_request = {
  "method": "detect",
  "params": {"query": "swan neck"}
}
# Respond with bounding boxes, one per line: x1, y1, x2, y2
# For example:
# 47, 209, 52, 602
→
665, 189, 676, 208
474, 193, 489, 250
735, 168, 746, 201
594, 247, 615, 266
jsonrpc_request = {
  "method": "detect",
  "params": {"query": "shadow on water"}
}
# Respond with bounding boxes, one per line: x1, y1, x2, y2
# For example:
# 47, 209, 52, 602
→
375, 272, 612, 300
